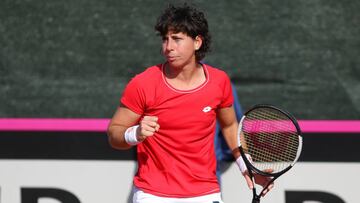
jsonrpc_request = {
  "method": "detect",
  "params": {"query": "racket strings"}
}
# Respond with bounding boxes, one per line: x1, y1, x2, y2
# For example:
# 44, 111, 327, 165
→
241, 107, 300, 173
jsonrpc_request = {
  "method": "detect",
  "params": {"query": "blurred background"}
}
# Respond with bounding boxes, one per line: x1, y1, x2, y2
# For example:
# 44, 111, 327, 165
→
1, 0, 359, 119
0, 0, 359, 202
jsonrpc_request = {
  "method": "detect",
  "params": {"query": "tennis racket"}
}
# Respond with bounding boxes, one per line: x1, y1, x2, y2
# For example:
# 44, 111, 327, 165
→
237, 104, 303, 203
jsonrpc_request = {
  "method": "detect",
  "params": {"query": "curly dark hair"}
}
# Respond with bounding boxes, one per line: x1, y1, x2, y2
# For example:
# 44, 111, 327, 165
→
154, 3, 211, 61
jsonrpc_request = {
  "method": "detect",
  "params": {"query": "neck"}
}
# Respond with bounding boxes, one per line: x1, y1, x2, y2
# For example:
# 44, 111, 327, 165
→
163, 62, 206, 90
165, 61, 200, 80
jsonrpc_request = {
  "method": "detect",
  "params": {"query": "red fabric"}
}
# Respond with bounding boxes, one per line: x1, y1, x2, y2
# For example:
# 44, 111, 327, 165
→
120, 63, 233, 197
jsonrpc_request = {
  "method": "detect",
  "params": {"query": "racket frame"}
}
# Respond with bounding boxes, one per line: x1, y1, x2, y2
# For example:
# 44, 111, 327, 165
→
237, 104, 303, 202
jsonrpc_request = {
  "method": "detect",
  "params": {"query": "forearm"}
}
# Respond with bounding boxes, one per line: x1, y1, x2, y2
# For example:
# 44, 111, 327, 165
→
221, 121, 252, 175
107, 124, 132, 150
221, 121, 241, 159
107, 106, 143, 150
217, 106, 241, 159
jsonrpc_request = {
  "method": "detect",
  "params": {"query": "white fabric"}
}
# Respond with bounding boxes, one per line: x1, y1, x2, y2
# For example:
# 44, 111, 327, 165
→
236, 154, 253, 174
124, 125, 140, 145
132, 186, 224, 203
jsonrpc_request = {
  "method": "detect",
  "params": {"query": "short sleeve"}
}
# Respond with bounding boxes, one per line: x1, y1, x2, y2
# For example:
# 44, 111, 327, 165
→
219, 72, 234, 108
120, 76, 146, 115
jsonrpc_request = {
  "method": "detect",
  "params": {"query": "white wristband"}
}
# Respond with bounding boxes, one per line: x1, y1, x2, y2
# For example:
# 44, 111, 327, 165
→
236, 154, 253, 174
124, 125, 140, 146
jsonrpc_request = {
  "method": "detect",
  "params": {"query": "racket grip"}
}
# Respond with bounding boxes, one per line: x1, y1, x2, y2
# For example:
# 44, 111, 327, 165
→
252, 196, 260, 203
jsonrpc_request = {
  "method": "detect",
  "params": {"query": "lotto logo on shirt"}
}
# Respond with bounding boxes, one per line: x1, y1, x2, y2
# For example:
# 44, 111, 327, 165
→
202, 106, 212, 113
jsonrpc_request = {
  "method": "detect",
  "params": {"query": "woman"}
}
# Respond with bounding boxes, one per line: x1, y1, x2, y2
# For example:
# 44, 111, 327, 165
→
108, 3, 272, 203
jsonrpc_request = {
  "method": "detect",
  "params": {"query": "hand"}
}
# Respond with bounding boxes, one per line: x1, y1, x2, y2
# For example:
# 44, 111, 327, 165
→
137, 116, 160, 142
243, 169, 274, 197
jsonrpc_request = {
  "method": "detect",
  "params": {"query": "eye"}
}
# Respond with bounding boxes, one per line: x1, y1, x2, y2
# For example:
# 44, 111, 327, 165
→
173, 37, 182, 42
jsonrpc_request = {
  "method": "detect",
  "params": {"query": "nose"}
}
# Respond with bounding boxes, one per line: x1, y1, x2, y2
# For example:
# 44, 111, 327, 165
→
164, 39, 174, 52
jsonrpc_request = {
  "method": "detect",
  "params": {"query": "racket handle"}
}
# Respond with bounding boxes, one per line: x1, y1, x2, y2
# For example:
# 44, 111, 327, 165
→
252, 196, 260, 203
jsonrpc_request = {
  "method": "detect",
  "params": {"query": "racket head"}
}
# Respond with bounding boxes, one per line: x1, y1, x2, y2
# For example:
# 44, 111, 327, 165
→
237, 104, 303, 176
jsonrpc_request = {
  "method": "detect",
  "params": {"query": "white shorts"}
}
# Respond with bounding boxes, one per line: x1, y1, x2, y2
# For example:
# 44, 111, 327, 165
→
132, 186, 224, 203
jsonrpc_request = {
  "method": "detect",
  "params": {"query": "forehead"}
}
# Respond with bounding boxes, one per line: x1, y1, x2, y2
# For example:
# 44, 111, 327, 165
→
165, 30, 190, 37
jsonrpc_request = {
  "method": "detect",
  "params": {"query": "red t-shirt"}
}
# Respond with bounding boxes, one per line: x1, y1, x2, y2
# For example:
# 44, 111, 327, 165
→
120, 63, 233, 197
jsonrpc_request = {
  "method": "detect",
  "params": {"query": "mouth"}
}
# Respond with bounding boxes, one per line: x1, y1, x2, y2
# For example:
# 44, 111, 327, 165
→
166, 56, 177, 62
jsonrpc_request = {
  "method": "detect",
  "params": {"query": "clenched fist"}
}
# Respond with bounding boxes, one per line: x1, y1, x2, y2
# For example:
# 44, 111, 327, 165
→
137, 116, 160, 142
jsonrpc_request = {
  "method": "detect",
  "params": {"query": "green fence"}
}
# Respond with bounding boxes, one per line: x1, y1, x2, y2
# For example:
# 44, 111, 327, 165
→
1, 0, 359, 119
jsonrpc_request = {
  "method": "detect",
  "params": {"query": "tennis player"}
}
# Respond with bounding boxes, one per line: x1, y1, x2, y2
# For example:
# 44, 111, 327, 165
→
108, 3, 272, 203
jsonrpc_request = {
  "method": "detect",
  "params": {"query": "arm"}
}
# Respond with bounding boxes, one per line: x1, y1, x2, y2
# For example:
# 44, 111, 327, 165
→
107, 105, 160, 150
217, 106, 273, 195
107, 105, 142, 150
216, 106, 240, 159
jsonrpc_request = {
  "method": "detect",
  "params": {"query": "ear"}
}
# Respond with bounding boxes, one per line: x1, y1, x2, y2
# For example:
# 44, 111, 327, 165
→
194, 35, 203, 51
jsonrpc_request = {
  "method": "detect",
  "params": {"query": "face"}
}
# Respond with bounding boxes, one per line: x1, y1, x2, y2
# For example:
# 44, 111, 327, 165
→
161, 31, 202, 68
